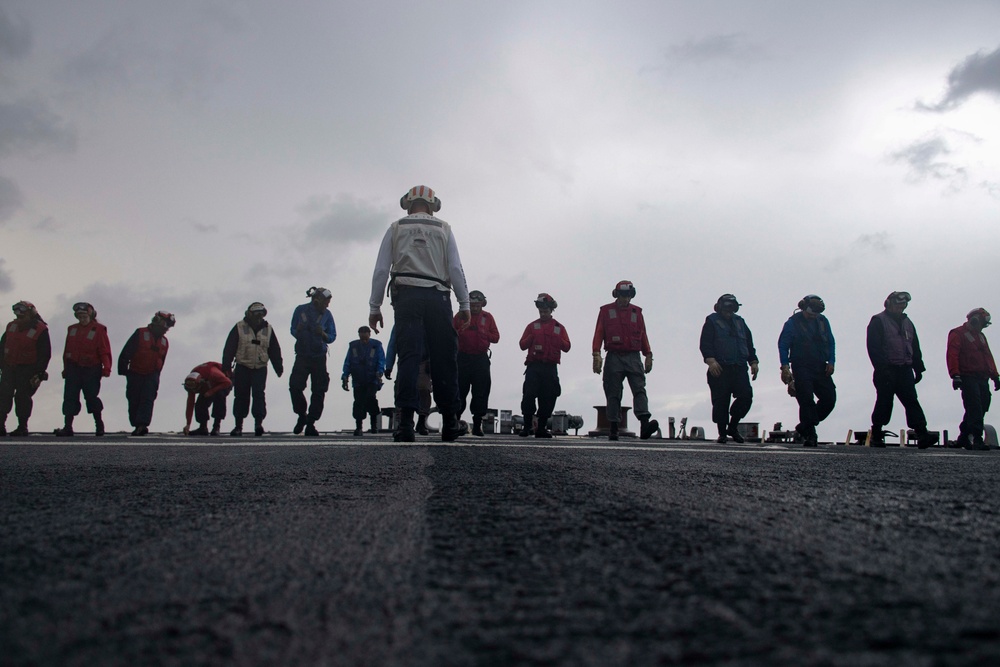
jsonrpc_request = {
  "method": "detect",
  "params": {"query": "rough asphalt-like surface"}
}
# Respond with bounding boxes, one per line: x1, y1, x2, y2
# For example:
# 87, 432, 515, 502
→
2, 434, 1000, 666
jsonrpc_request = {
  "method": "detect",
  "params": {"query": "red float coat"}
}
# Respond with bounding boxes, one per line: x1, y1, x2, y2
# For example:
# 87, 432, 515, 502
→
947, 325, 999, 378
128, 328, 169, 375
592, 302, 651, 354
519, 318, 571, 365
3, 320, 48, 366
454, 310, 500, 355
185, 362, 234, 426
63, 321, 112, 376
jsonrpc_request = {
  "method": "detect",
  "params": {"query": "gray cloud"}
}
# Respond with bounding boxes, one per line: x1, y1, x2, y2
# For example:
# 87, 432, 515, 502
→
300, 194, 388, 245
0, 174, 23, 222
918, 45, 1000, 112
57, 9, 239, 103
0, 6, 32, 60
889, 135, 968, 191
0, 99, 76, 157
0, 258, 13, 292
191, 222, 219, 234
664, 33, 763, 65
823, 232, 893, 272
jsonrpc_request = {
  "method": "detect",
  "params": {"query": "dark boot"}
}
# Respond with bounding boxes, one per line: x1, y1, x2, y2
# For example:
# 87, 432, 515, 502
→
716, 423, 727, 444
293, 415, 306, 435
254, 422, 264, 437
640, 418, 659, 440
394, 410, 415, 442
472, 416, 485, 437
915, 429, 937, 449
369, 414, 379, 434
726, 420, 744, 443
416, 415, 429, 435
442, 414, 468, 442
304, 421, 319, 437
10, 424, 29, 437
94, 413, 105, 437
869, 427, 886, 448
189, 423, 209, 436
519, 415, 533, 437
609, 422, 619, 441
55, 416, 75, 437
210, 419, 221, 436
354, 420, 364, 437
231, 419, 243, 437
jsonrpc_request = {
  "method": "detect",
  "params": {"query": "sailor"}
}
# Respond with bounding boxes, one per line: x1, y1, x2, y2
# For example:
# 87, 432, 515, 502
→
947, 308, 999, 450
0, 301, 51, 436
519, 293, 571, 438
118, 311, 174, 436
222, 302, 283, 436
55, 302, 112, 437
778, 295, 836, 447
699, 294, 758, 443
455, 290, 500, 436
289, 287, 337, 436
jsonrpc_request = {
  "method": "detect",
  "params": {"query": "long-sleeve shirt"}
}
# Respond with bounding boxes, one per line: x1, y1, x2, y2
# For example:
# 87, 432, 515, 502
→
947, 324, 999, 378
222, 320, 284, 374
290, 303, 336, 357
369, 214, 470, 313
184, 361, 233, 427
455, 310, 500, 355
866, 311, 924, 372
778, 313, 835, 367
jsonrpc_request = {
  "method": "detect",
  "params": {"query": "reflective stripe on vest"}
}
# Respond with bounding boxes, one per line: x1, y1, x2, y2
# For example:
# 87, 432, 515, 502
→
235, 322, 271, 369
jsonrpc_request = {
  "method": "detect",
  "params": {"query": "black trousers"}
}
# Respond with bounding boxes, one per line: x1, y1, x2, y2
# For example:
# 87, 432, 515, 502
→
125, 371, 160, 428
232, 365, 268, 423
195, 390, 231, 425
958, 375, 992, 439
458, 352, 491, 418
392, 287, 460, 417
521, 363, 560, 426
0, 365, 41, 425
62, 363, 104, 417
792, 364, 836, 438
352, 382, 380, 421
707, 365, 752, 427
871, 365, 926, 430
289, 355, 329, 421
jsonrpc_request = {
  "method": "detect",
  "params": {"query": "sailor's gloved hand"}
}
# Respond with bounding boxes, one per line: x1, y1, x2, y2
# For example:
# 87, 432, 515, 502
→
993, 377, 999, 392
913, 370, 922, 384
341, 377, 349, 391
952, 375, 963, 391
592, 352, 603, 375
383, 368, 392, 380
780, 365, 793, 385
750, 361, 759, 381
825, 363, 835, 376
644, 354, 653, 374
706, 358, 722, 378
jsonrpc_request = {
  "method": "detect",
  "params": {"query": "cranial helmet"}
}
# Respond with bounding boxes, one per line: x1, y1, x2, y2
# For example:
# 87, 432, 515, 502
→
400, 185, 441, 213
306, 286, 332, 300
245, 302, 267, 318
183, 371, 202, 389
968, 308, 992, 328
72, 302, 96, 318
612, 280, 636, 299
884, 291, 911, 308
798, 295, 825, 315
469, 290, 487, 305
534, 293, 557, 310
714, 294, 741, 313
12, 301, 36, 316
151, 311, 176, 329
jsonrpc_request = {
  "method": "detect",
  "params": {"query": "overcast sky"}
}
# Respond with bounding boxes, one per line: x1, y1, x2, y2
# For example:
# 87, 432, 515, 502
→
2, 0, 999, 440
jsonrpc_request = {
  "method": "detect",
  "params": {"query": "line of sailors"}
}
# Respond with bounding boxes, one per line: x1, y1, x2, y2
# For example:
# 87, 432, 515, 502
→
1, 288, 996, 448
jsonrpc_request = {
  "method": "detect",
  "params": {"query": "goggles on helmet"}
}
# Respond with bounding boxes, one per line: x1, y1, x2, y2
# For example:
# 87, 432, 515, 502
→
887, 292, 911, 306
469, 290, 487, 304
152, 311, 176, 328
613, 281, 636, 299
968, 308, 992, 327
534, 293, 557, 310
307, 286, 332, 300
73, 302, 93, 313
801, 295, 825, 314
717, 294, 741, 313
246, 302, 267, 317
12, 301, 35, 315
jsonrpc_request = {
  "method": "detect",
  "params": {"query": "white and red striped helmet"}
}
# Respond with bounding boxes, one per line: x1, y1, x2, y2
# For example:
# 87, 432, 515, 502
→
400, 185, 441, 212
